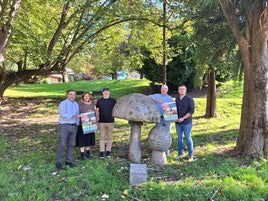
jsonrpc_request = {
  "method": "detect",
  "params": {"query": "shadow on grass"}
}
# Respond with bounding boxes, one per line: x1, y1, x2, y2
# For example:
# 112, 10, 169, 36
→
1, 97, 267, 200
1, 114, 267, 200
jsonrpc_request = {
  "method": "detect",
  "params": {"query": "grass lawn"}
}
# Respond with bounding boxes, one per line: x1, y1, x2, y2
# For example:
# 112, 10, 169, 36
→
0, 79, 267, 201
3, 79, 151, 99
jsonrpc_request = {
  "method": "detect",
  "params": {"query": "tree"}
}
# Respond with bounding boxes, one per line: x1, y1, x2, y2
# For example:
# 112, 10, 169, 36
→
138, 33, 196, 93
200, 0, 268, 157
187, 2, 238, 118
90, 25, 129, 79
0, 0, 21, 96
0, 0, 164, 98
3, 0, 122, 96
90, 11, 168, 80
223, 0, 268, 157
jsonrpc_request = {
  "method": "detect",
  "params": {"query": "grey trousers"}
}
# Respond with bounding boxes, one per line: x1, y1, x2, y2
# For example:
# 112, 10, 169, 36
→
56, 124, 78, 163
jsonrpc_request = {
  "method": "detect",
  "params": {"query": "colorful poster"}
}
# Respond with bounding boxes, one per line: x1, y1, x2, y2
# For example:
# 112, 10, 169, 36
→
162, 102, 178, 122
80, 111, 97, 134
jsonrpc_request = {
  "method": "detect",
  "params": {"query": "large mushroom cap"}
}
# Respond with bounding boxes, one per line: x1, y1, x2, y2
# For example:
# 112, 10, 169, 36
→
112, 93, 160, 122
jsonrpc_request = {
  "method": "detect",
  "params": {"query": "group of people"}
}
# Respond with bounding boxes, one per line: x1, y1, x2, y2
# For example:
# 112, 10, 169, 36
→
55, 84, 195, 170
56, 88, 116, 170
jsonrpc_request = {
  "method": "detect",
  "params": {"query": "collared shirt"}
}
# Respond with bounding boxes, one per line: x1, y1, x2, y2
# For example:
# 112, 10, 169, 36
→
175, 95, 194, 125
58, 99, 79, 125
148, 93, 173, 116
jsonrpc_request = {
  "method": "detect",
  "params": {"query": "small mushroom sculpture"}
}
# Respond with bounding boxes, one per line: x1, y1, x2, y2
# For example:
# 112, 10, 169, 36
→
148, 125, 171, 165
112, 93, 160, 163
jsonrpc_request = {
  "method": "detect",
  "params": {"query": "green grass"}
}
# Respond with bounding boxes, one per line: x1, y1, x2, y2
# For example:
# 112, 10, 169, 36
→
3, 79, 151, 99
1, 80, 268, 200
217, 80, 244, 99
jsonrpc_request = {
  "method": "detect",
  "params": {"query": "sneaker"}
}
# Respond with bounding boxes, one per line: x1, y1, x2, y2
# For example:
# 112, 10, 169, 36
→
106, 151, 111, 157
56, 162, 65, 170
188, 156, 194, 162
66, 161, 76, 168
100, 151, 105, 159
176, 155, 183, 160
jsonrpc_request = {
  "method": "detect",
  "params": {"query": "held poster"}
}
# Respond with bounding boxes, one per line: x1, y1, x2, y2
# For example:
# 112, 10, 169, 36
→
162, 102, 178, 122
80, 111, 97, 134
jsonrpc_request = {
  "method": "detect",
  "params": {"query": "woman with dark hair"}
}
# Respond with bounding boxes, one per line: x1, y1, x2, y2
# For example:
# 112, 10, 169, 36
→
76, 92, 96, 160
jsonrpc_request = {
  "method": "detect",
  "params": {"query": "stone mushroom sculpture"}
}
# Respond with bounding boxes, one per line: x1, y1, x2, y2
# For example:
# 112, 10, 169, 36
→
112, 93, 160, 163
148, 125, 171, 165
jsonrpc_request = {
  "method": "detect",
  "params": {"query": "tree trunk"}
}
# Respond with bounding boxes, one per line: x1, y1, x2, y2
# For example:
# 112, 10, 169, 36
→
221, 1, 268, 158
0, 0, 21, 65
205, 65, 216, 118
0, 74, 14, 99
62, 72, 66, 83
0, 68, 56, 98
113, 72, 118, 80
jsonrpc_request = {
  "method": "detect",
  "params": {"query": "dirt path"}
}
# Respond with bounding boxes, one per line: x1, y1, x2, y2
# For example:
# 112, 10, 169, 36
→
0, 98, 59, 130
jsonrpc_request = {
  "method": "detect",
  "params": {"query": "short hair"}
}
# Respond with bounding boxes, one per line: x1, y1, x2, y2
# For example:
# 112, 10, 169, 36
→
66, 89, 76, 94
178, 84, 186, 88
102, 88, 110, 92
161, 84, 168, 89
178, 85, 187, 91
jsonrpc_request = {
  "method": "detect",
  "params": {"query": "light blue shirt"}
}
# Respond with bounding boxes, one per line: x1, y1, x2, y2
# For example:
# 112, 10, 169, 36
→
148, 94, 173, 116
58, 99, 79, 125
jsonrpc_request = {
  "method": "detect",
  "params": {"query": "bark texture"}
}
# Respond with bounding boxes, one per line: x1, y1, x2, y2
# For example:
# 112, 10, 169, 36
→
205, 65, 216, 118
221, 1, 268, 157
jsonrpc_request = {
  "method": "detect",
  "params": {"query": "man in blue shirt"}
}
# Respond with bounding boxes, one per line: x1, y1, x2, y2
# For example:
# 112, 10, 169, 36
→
148, 84, 173, 154
56, 89, 80, 169
175, 85, 195, 161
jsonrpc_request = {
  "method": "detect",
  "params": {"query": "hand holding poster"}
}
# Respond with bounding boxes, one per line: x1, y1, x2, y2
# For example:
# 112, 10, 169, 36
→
162, 102, 178, 122
80, 111, 97, 134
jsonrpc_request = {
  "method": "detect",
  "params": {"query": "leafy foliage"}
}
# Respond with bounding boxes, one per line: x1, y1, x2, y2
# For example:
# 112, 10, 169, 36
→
138, 32, 196, 91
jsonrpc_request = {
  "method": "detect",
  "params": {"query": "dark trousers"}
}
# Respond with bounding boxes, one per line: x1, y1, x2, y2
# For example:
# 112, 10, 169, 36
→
56, 124, 78, 163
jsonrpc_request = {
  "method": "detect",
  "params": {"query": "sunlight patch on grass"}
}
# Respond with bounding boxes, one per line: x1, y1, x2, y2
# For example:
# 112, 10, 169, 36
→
4, 79, 151, 98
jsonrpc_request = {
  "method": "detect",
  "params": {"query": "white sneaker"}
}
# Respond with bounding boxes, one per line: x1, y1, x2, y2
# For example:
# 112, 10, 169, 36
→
188, 156, 194, 162
177, 155, 183, 160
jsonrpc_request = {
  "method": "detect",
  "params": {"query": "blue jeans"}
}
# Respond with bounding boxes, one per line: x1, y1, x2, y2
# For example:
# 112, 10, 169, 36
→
157, 117, 171, 132
175, 123, 193, 157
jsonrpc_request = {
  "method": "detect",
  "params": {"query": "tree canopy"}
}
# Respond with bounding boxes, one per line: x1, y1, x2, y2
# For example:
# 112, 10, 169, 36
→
0, 0, 165, 97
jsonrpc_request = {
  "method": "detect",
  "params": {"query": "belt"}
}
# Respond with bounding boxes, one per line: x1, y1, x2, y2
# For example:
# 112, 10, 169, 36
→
61, 123, 76, 126
160, 116, 164, 118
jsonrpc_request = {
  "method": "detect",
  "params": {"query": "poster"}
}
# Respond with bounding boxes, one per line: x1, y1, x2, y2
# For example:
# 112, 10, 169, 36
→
162, 102, 178, 122
80, 111, 97, 134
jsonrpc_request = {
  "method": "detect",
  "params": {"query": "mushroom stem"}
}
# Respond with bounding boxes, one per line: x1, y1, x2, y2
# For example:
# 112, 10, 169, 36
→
128, 121, 143, 163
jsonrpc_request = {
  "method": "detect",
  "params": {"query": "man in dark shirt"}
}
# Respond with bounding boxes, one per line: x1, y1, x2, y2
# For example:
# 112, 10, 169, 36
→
175, 85, 195, 161
96, 88, 116, 158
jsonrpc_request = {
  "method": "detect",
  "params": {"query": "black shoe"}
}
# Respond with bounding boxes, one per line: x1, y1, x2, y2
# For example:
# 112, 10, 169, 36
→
85, 150, 91, 159
66, 161, 76, 168
106, 151, 111, 157
80, 152, 86, 160
100, 151, 104, 159
56, 162, 65, 170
